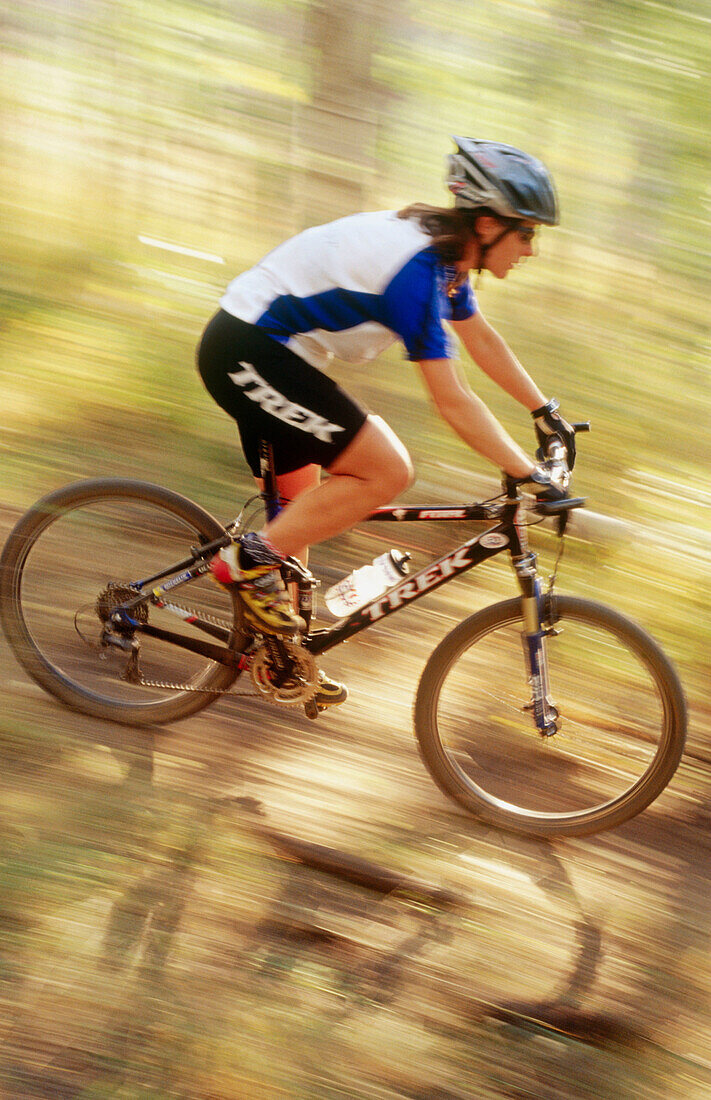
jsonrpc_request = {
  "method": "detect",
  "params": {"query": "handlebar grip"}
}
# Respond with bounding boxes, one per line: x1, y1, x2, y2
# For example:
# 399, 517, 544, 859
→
572, 422, 590, 433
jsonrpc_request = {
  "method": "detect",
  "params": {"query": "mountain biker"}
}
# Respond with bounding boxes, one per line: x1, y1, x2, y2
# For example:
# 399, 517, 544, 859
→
197, 137, 576, 709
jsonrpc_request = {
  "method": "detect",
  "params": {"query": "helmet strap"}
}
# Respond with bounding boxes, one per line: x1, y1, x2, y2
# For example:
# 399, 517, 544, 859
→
474, 219, 519, 279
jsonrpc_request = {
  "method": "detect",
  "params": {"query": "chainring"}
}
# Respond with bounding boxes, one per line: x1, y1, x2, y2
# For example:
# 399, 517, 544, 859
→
250, 640, 317, 706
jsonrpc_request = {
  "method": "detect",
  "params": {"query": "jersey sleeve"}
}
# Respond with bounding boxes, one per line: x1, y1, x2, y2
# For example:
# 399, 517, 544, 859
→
381, 250, 477, 361
448, 279, 477, 321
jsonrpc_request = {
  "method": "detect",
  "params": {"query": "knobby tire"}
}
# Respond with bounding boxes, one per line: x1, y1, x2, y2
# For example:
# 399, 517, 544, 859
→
0, 478, 242, 725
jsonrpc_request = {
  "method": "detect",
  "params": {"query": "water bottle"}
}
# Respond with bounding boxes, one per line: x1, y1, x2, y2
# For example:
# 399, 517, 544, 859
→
324, 549, 411, 618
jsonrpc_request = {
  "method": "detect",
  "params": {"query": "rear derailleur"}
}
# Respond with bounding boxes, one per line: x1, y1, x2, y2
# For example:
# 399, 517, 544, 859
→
95, 581, 145, 683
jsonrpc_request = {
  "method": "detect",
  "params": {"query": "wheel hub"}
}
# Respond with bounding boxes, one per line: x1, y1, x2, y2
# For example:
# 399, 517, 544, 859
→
95, 582, 148, 634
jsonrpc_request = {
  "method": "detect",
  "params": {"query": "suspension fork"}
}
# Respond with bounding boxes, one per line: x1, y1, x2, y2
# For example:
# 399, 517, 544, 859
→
513, 552, 560, 737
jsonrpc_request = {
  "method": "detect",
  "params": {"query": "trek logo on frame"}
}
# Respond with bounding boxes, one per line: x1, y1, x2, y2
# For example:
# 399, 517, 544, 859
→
364, 532, 509, 621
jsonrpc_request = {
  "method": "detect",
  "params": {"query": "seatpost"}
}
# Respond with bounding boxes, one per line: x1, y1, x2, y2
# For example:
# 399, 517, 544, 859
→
258, 440, 281, 522
257, 438, 316, 629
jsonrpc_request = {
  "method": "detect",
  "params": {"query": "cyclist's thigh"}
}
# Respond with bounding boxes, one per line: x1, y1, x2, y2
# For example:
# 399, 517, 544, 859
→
327, 414, 413, 491
255, 465, 321, 502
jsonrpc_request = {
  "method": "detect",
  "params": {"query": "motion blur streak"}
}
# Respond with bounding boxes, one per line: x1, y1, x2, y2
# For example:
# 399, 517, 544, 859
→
1, 2, 709, 1097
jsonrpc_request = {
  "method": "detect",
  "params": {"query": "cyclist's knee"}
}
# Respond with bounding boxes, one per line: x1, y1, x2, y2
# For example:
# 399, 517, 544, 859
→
387, 451, 415, 496
328, 413, 413, 500
366, 415, 413, 496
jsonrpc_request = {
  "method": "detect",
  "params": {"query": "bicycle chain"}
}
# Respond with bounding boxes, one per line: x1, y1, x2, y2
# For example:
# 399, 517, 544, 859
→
134, 667, 314, 705
121, 598, 245, 695
131, 600, 313, 705
153, 598, 235, 633
131, 673, 257, 696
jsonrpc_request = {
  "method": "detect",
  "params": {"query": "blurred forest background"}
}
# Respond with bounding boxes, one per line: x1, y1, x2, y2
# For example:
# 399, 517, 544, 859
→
1, 1, 711, 1097
2, 0, 709, 691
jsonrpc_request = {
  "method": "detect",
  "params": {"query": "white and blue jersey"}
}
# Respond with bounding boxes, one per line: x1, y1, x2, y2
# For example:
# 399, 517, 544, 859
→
220, 210, 477, 370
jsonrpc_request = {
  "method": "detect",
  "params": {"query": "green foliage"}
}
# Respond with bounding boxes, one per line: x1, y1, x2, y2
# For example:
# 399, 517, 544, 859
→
1, 0, 706, 685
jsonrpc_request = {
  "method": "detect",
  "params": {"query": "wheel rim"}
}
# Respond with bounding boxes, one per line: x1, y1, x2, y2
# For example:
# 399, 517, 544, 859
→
429, 604, 675, 823
11, 494, 236, 711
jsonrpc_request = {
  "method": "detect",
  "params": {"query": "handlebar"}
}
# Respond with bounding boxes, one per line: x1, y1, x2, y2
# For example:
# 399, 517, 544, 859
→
532, 420, 589, 530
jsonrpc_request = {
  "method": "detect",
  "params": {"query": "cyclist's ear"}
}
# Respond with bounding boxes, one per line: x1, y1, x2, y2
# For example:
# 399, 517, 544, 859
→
473, 215, 501, 243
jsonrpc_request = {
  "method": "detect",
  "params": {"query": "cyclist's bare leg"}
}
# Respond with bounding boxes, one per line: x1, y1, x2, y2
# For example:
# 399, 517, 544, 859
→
254, 464, 321, 565
213, 416, 411, 642
253, 464, 320, 609
259, 415, 414, 558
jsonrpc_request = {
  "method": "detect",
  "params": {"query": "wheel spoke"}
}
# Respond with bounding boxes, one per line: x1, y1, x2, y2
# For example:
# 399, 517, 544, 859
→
1, 481, 240, 723
415, 596, 685, 836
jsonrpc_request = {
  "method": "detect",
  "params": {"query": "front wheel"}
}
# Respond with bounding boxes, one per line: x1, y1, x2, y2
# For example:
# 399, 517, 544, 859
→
0, 478, 243, 725
415, 596, 686, 837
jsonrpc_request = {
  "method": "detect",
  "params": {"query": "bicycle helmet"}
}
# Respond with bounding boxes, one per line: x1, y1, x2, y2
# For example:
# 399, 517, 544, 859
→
446, 137, 559, 226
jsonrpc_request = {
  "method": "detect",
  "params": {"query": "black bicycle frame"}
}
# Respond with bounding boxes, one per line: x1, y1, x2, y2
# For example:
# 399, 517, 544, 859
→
123, 495, 528, 656
303, 501, 525, 656
114, 445, 561, 733
298, 498, 558, 732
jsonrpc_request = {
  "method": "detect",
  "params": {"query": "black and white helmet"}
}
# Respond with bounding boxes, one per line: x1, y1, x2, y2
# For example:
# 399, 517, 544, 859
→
446, 137, 559, 225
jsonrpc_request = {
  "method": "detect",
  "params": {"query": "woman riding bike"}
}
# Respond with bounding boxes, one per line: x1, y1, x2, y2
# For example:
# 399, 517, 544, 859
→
197, 137, 576, 709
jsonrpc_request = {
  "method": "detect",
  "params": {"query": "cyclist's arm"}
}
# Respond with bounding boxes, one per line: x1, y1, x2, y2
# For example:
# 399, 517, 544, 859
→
417, 358, 534, 478
450, 311, 545, 411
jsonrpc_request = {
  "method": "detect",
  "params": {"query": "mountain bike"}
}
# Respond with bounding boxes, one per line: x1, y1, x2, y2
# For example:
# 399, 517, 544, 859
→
0, 431, 686, 837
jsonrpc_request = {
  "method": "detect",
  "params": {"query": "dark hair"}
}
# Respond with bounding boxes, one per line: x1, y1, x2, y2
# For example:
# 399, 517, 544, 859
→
397, 203, 501, 262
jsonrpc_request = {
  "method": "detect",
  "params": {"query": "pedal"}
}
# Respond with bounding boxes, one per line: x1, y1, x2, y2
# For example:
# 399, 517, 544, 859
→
304, 698, 320, 720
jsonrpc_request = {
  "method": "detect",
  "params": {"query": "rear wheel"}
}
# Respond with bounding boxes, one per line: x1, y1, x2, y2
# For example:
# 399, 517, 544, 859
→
0, 479, 243, 725
415, 596, 686, 837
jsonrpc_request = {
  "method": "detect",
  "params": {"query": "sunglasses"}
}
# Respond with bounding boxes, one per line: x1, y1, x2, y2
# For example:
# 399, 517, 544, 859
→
515, 225, 537, 243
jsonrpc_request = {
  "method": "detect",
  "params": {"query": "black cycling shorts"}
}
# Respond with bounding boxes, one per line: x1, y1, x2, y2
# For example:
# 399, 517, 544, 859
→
197, 310, 369, 477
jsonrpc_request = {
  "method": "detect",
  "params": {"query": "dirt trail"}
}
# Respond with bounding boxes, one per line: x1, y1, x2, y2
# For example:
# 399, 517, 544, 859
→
2, 506, 710, 1099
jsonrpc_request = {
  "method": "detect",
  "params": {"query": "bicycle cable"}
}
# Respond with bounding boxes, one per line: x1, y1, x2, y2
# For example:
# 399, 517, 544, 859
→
227, 493, 267, 538
547, 533, 566, 595
104, 599, 314, 703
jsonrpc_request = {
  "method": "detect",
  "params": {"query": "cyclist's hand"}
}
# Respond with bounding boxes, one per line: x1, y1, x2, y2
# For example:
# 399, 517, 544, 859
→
531, 398, 576, 470
515, 465, 569, 503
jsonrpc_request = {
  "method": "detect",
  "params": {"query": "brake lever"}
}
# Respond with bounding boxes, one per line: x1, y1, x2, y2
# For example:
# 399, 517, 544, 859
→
535, 496, 586, 537
544, 421, 589, 533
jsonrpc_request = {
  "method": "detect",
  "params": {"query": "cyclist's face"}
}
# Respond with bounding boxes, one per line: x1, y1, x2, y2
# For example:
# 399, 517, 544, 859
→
470, 217, 539, 279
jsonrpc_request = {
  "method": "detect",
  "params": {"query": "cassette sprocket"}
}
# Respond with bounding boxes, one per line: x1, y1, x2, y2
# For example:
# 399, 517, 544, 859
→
95, 582, 148, 633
